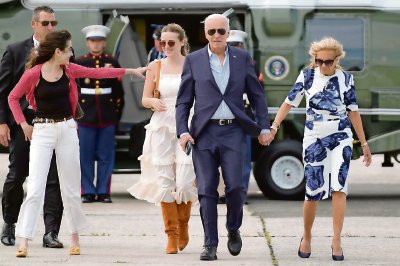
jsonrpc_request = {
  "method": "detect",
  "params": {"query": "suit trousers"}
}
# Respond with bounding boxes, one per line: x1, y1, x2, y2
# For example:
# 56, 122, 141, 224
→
1, 110, 63, 235
193, 122, 246, 246
16, 119, 89, 239
243, 135, 252, 192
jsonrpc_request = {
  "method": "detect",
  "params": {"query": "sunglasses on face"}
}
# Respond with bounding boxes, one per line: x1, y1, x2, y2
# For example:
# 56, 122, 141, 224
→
206, 28, 227, 36
160, 40, 176, 48
36, 20, 58, 26
315, 58, 335, 67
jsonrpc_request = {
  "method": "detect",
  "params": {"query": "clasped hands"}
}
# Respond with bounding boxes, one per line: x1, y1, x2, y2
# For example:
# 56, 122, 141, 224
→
258, 132, 274, 146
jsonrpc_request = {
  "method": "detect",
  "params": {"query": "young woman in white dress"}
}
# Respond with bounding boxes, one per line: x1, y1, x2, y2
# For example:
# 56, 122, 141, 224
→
128, 23, 197, 254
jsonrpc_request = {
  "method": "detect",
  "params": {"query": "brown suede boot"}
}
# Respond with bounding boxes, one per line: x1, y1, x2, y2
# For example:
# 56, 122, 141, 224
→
177, 201, 192, 251
161, 202, 179, 254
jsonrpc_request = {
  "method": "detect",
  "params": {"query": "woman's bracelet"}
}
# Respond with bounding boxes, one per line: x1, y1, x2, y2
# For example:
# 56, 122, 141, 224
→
272, 121, 280, 129
270, 125, 278, 132
361, 142, 368, 147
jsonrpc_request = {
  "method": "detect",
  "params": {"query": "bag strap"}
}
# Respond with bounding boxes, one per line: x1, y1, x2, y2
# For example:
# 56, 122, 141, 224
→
153, 59, 161, 98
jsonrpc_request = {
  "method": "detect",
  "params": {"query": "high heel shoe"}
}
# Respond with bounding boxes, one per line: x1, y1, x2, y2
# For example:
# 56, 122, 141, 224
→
331, 246, 344, 261
297, 237, 311, 258
16, 247, 27, 257
69, 245, 80, 255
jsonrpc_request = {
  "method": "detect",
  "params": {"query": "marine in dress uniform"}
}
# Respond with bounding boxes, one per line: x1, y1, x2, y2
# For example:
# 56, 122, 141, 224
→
76, 25, 124, 203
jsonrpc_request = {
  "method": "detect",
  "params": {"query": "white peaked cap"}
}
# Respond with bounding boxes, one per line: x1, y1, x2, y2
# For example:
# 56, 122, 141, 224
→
81, 25, 110, 39
227, 30, 248, 43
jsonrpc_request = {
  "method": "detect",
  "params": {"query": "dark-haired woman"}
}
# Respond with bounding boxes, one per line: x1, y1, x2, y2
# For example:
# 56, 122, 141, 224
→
8, 30, 145, 257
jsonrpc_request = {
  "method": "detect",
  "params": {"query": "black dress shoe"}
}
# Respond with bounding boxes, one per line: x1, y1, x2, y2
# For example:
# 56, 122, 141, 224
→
331, 247, 344, 261
227, 229, 242, 256
298, 237, 311, 258
200, 245, 217, 261
97, 194, 112, 203
1, 223, 15, 246
43, 231, 64, 248
81, 194, 96, 203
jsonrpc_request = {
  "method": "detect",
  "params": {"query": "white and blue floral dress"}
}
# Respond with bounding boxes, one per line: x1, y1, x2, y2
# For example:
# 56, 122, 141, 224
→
285, 67, 358, 201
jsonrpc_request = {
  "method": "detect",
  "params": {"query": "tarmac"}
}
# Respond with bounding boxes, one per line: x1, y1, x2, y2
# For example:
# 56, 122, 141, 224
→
0, 154, 399, 265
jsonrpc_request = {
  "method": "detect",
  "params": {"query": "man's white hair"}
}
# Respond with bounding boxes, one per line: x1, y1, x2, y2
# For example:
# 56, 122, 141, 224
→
203, 14, 230, 30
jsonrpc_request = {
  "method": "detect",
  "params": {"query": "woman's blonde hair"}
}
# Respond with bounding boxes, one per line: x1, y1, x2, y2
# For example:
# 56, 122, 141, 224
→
307, 37, 345, 70
161, 23, 190, 56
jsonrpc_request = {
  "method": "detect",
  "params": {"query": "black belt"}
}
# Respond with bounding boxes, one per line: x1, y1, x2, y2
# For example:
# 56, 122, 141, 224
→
209, 119, 236, 126
33, 116, 72, 124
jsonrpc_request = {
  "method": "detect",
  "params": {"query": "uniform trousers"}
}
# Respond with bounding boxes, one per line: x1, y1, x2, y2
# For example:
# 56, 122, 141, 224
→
78, 125, 115, 196
2, 109, 63, 235
16, 119, 88, 239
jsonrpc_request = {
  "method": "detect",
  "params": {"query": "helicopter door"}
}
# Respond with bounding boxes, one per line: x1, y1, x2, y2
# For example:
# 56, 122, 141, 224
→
106, 13, 151, 128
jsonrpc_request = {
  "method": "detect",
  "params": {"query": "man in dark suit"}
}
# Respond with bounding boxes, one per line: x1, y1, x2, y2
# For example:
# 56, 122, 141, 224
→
0, 6, 64, 248
176, 14, 273, 261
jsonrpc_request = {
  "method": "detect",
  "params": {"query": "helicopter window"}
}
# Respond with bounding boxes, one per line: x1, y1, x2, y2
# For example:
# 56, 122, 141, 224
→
305, 17, 364, 71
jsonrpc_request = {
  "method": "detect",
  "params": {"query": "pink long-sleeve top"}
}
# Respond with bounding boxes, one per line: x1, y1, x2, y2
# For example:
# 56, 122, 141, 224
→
8, 63, 126, 124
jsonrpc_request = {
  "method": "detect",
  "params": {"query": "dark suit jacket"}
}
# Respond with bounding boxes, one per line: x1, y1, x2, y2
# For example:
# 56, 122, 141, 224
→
0, 37, 33, 125
176, 45, 269, 139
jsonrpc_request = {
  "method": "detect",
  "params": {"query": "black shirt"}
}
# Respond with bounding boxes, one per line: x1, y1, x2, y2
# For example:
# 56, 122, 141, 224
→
34, 70, 72, 119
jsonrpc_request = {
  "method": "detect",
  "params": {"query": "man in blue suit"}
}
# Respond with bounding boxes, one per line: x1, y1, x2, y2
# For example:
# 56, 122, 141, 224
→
176, 14, 273, 261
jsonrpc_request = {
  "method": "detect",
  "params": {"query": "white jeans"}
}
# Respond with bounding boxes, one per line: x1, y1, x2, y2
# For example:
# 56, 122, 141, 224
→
16, 119, 89, 240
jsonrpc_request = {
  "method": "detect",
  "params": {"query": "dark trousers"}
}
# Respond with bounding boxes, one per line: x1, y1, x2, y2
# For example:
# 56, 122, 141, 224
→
243, 135, 252, 192
193, 122, 246, 247
1, 111, 63, 235
78, 125, 115, 196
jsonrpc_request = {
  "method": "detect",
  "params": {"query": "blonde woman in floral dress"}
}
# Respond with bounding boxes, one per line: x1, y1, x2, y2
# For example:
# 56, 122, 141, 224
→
271, 37, 372, 261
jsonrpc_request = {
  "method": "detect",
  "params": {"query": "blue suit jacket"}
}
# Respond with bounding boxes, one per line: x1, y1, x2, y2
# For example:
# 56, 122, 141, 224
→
176, 45, 269, 139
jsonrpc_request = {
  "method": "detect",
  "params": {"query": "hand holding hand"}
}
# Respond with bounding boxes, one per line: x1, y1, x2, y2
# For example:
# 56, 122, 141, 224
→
20, 121, 33, 142
0, 123, 10, 147
258, 132, 273, 146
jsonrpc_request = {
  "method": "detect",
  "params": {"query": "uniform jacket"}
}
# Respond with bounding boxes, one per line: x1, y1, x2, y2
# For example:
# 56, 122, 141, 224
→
176, 45, 269, 139
8, 63, 125, 125
76, 53, 124, 127
147, 47, 166, 63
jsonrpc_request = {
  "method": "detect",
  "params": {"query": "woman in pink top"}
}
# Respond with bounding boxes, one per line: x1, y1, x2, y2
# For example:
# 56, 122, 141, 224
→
8, 30, 145, 258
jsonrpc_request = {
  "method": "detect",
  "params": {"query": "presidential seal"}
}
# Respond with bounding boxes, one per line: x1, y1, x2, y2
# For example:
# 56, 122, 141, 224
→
264, 55, 289, 81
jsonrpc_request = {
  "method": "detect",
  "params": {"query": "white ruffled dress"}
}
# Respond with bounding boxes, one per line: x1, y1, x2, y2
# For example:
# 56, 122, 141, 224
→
127, 72, 197, 204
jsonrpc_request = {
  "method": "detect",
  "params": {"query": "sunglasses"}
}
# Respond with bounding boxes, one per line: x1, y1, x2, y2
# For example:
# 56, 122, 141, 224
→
160, 40, 176, 48
207, 28, 227, 36
315, 58, 335, 66
36, 20, 58, 26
